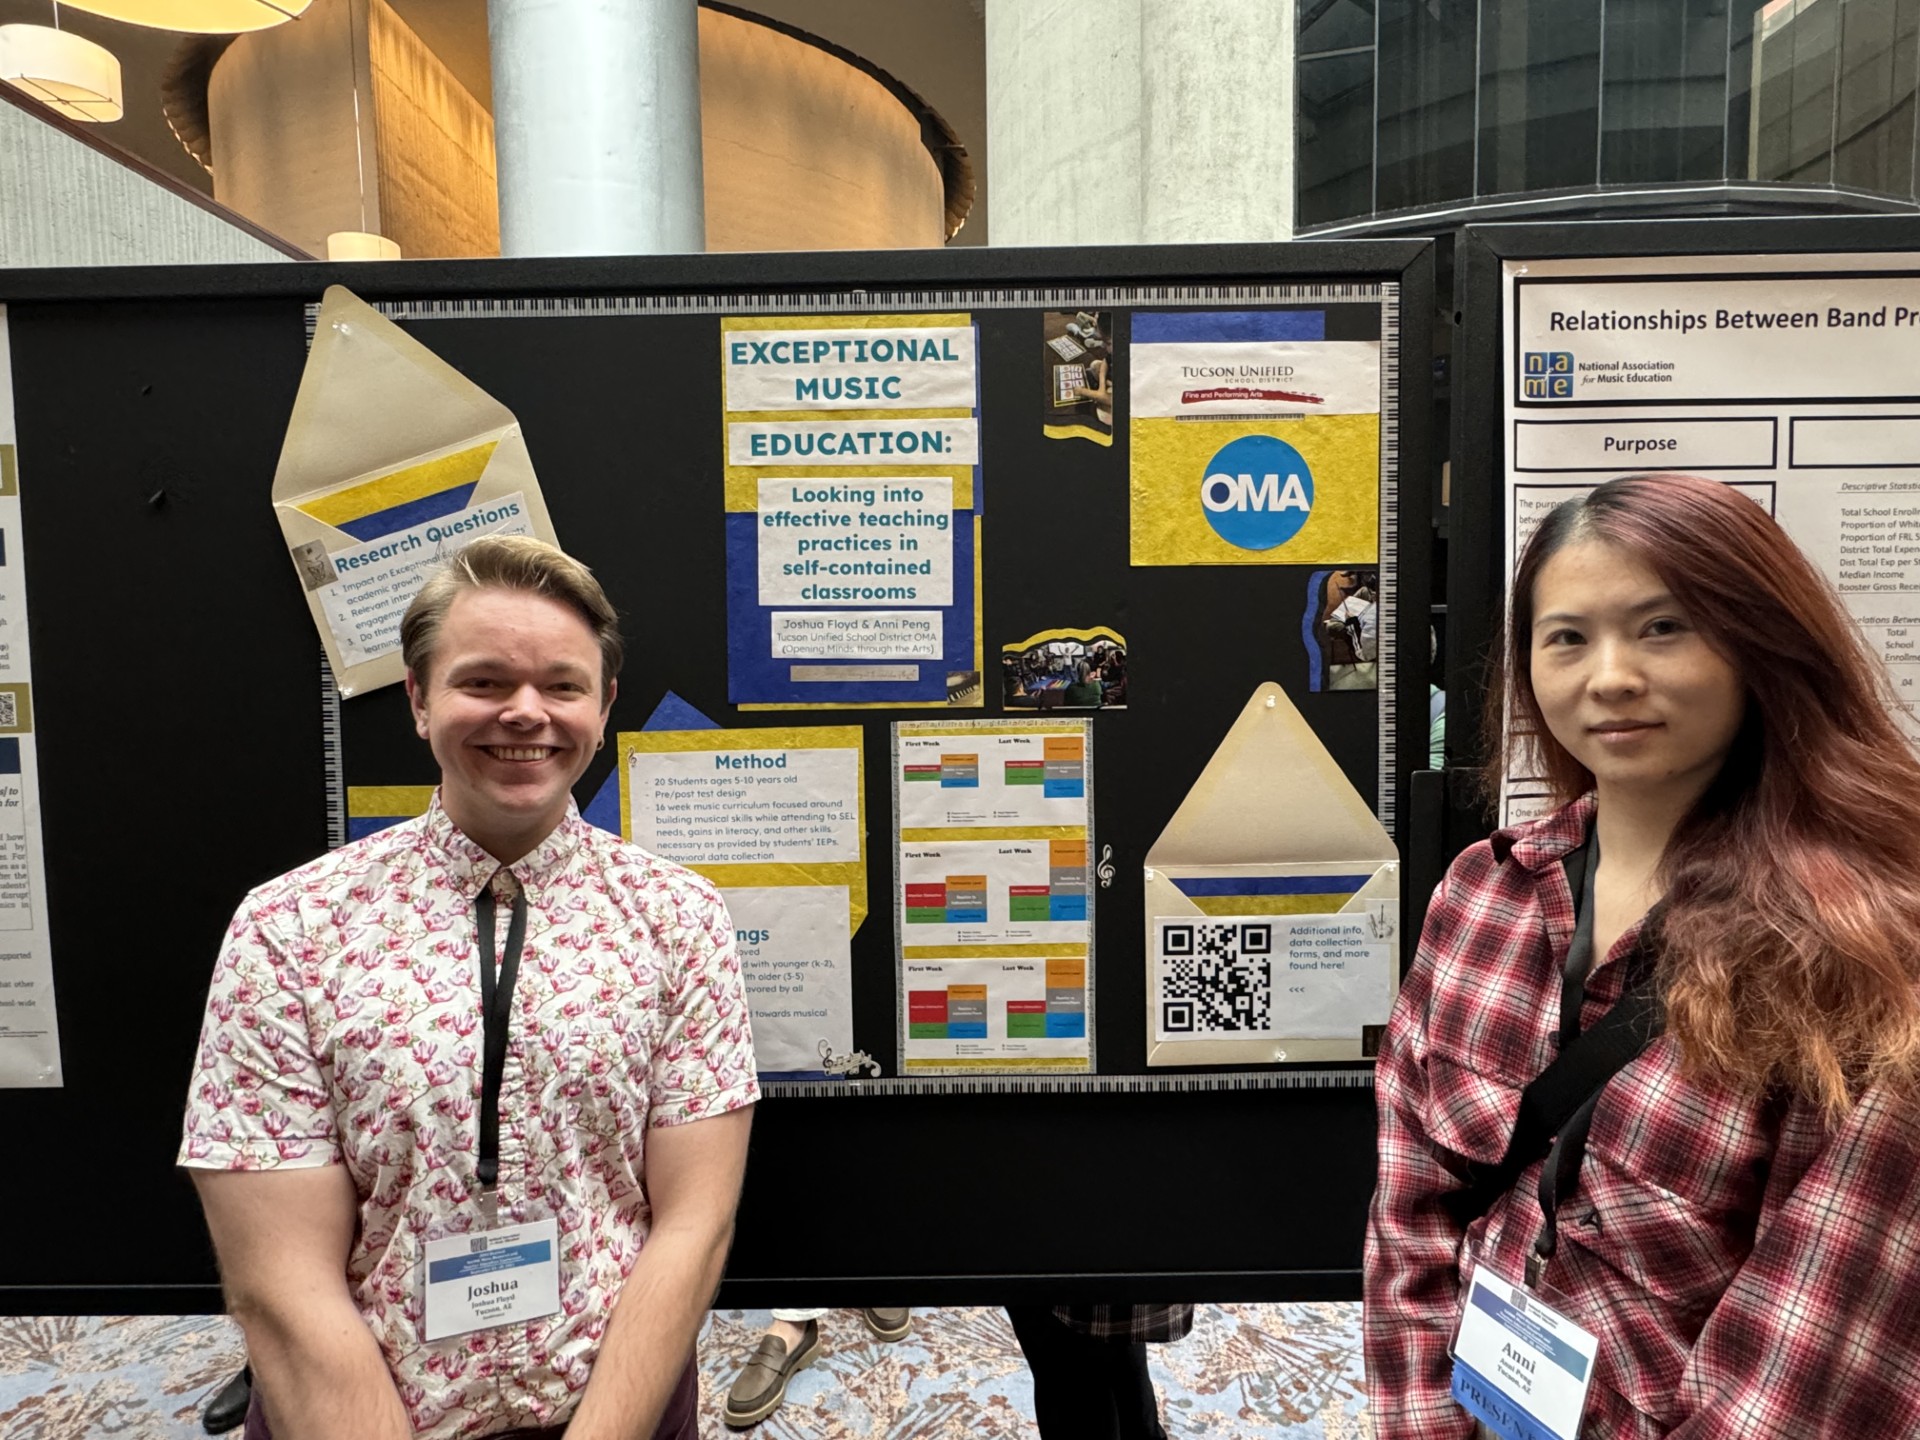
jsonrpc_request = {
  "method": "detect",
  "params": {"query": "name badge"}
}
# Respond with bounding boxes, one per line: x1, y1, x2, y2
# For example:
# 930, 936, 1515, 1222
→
423, 1217, 561, 1341
1450, 1264, 1599, 1440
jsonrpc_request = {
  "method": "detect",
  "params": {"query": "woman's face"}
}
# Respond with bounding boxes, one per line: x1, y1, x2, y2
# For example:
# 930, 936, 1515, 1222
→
1528, 538, 1746, 805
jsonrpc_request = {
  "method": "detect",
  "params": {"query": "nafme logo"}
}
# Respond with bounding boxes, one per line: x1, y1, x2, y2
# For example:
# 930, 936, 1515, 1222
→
1200, 435, 1313, 550
1522, 351, 1574, 398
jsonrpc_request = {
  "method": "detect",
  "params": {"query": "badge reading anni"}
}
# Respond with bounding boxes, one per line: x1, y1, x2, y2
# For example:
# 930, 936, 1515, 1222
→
1449, 1264, 1600, 1440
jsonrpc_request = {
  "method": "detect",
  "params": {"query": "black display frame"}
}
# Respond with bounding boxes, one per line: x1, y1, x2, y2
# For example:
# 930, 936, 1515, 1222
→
0, 240, 1432, 1314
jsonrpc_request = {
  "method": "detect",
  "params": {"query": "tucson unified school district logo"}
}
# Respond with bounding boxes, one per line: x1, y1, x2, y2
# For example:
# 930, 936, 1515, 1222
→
1200, 434, 1315, 551
1522, 351, 1574, 398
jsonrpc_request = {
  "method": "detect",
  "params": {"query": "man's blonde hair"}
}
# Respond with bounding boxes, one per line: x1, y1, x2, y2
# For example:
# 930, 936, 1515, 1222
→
401, 537, 622, 690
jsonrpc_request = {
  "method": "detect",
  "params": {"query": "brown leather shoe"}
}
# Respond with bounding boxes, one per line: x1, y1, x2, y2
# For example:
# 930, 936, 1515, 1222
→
861, 1306, 911, 1341
724, 1320, 822, 1427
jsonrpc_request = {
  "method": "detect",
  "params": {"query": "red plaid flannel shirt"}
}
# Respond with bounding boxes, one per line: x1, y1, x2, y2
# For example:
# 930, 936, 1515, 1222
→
1365, 796, 1920, 1438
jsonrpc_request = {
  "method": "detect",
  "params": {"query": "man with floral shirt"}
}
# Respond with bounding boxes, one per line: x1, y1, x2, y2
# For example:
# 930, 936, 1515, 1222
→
180, 537, 758, 1440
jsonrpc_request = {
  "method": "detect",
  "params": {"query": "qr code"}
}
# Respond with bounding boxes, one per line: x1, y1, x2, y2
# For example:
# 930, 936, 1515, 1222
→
1159, 921, 1272, 1035
0, 692, 17, 729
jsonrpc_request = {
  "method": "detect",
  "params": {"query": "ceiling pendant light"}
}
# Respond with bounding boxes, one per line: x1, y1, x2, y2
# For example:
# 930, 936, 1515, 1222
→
0, 22, 122, 122
52, 0, 311, 35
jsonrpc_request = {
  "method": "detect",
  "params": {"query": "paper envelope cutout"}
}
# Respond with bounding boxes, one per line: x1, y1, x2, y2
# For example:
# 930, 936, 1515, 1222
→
273, 286, 558, 697
1144, 681, 1399, 1066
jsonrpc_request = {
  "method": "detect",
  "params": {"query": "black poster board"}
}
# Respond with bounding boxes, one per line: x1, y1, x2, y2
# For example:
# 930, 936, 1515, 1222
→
0, 242, 1431, 1314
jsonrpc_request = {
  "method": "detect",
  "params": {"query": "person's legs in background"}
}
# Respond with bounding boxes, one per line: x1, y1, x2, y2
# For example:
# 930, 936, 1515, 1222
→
723, 1307, 912, 1428
202, 1364, 250, 1434
1008, 1306, 1171, 1440
725, 1308, 826, 1429
1008, 1305, 1120, 1440
1091, 1335, 1167, 1440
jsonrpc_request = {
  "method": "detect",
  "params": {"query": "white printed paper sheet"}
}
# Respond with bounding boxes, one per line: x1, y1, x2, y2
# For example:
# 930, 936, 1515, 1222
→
0, 307, 61, 1086
620, 725, 867, 1080
1504, 253, 1920, 819
894, 719, 1093, 1074
904, 956, 1088, 1064
1153, 912, 1393, 1044
724, 885, 853, 1076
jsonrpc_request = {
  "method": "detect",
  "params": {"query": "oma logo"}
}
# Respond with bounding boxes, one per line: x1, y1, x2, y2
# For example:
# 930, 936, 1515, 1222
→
1200, 435, 1313, 550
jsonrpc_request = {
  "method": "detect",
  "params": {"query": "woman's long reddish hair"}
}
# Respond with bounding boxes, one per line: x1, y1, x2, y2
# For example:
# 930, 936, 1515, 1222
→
1489, 473, 1920, 1118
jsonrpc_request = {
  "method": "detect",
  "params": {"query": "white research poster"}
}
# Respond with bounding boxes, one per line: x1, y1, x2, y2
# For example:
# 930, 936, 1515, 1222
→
0, 307, 63, 1087
1503, 252, 1920, 823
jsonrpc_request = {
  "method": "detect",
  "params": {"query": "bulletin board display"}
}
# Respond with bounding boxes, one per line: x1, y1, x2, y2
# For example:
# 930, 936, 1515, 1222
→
0, 240, 1431, 1312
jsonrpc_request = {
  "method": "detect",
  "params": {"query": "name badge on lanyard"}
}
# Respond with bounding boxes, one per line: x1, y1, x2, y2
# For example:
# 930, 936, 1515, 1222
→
421, 876, 561, 1341
1450, 1264, 1599, 1440
424, 1219, 561, 1340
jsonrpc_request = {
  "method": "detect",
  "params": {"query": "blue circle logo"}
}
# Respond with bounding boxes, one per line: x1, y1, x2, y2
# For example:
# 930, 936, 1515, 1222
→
1199, 435, 1314, 550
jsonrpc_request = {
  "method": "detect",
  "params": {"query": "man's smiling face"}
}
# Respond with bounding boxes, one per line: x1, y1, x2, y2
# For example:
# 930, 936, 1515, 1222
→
406, 586, 614, 863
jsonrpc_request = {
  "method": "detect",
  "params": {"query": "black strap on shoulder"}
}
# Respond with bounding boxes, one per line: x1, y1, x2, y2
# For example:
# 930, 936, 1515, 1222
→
1437, 928, 1663, 1232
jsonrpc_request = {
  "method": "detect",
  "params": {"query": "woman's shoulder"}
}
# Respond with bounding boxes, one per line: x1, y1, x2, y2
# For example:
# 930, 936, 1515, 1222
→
1437, 795, 1590, 889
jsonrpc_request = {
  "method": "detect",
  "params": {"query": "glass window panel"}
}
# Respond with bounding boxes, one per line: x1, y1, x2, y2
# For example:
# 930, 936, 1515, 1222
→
1748, 0, 1842, 182
1298, 51, 1377, 226
1376, 0, 1477, 212
1601, 0, 1733, 183
1726, 0, 1775, 176
1833, 0, 1920, 196
1478, 0, 1603, 195
1299, 0, 1376, 56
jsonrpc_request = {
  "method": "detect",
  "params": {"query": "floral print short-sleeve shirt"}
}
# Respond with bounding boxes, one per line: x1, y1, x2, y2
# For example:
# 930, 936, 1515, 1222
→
179, 795, 758, 1439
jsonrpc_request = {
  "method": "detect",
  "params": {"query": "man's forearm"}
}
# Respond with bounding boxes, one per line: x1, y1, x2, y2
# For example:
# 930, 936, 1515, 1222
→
233, 1288, 413, 1440
564, 1218, 734, 1440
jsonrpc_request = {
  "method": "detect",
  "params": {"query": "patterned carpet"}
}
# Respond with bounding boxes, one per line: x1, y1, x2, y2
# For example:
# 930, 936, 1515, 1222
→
0, 1303, 1371, 1439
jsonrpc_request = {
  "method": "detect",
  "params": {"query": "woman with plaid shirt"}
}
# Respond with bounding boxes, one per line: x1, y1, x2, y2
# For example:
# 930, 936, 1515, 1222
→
1365, 475, 1920, 1438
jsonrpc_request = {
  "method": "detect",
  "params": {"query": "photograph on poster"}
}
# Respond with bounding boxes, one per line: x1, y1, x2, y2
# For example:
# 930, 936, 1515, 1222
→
1042, 310, 1115, 446
1000, 626, 1128, 710
1303, 568, 1379, 691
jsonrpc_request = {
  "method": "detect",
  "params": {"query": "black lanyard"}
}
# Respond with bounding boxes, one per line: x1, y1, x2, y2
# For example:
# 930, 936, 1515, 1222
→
475, 878, 528, 1190
1559, 827, 1602, 1045
1440, 826, 1664, 1253
1529, 827, 1610, 1286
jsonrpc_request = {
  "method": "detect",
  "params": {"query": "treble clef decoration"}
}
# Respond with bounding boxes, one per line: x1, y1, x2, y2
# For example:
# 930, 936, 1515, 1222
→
1096, 844, 1116, 889
818, 1038, 881, 1079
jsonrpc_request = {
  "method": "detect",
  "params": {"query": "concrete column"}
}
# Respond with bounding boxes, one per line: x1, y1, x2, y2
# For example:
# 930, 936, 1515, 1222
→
487, 0, 705, 256
986, 0, 1294, 246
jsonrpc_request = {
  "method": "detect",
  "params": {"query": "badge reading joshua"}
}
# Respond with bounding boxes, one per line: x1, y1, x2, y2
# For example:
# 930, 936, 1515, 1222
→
423, 1219, 561, 1341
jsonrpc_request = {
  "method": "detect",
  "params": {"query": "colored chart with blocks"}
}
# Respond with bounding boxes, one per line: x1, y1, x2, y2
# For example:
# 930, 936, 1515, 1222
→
896, 728, 1089, 829
898, 840, 1089, 945
1004, 736, 1085, 799
904, 958, 1089, 1061
893, 718, 1093, 1073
